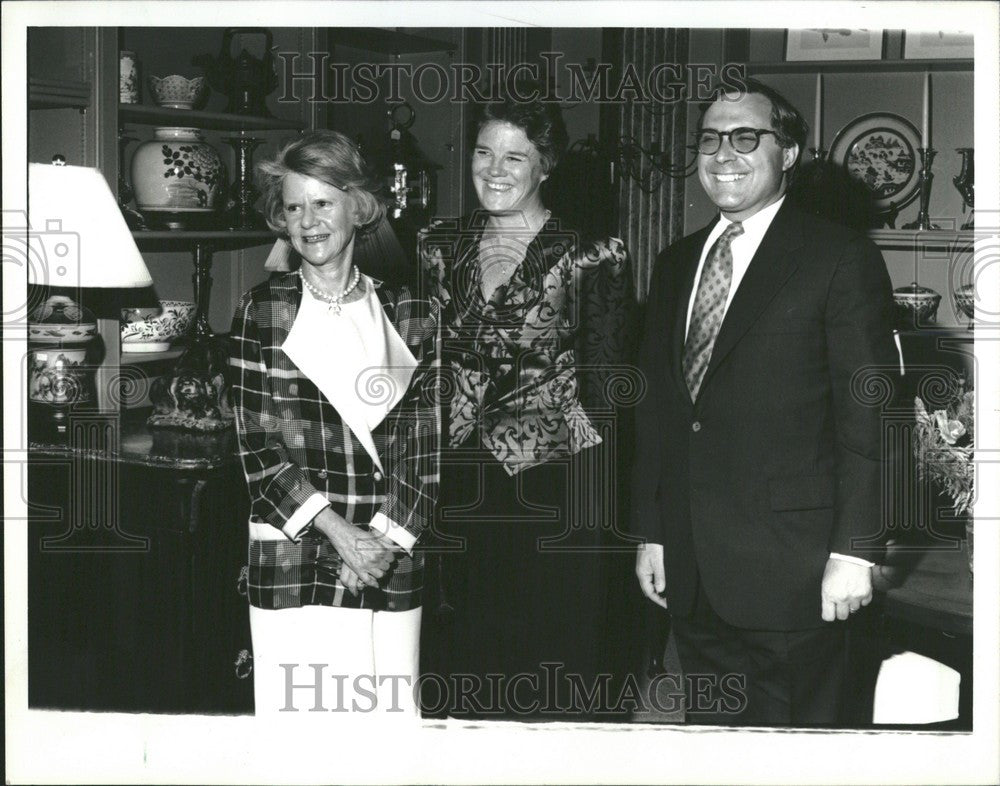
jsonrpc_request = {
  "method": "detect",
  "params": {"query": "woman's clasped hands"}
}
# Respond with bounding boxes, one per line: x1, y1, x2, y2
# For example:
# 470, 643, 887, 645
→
312, 507, 399, 595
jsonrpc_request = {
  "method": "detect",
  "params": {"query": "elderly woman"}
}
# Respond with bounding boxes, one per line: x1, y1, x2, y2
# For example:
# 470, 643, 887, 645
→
421, 94, 634, 720
230, 130, 440, 716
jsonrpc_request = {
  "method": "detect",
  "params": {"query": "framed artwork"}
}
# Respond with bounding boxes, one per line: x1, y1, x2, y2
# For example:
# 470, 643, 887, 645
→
903, 31, 974, 59
785, 29, 885, 61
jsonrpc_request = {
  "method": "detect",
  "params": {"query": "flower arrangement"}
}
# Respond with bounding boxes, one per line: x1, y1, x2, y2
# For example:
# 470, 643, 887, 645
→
913, 381, 975, 515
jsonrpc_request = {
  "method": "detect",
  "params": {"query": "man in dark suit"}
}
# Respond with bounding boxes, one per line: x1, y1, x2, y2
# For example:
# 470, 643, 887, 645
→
633, 79, 897, 726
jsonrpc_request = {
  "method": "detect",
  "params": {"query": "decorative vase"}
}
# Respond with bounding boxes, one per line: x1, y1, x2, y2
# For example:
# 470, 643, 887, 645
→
892, 281, 942, 330
131, 127, 225, 229
119, 50, 140, 104
27, 295, 98, 435
952, 148, 974, 230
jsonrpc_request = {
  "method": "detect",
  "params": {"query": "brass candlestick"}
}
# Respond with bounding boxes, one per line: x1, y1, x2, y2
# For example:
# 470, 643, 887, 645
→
903, 148, 939, 230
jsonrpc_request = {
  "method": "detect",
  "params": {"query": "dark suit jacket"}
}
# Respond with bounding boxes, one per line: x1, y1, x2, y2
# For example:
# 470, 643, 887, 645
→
632, 203, 898, 631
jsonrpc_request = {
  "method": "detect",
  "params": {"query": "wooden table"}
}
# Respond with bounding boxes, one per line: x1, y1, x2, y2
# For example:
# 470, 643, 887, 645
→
849, 537, 973, 728
28, 413, 254, 714
875, 539, 973, 636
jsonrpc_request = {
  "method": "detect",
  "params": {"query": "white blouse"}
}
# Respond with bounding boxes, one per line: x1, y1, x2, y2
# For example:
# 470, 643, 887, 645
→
256, 274, 418, 548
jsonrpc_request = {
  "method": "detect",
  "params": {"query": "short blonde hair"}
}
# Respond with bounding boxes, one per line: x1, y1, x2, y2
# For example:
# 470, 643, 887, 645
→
257, 130, 385, 234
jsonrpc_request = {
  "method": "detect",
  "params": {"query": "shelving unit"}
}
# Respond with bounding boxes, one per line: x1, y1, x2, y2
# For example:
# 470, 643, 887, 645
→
868, 228, 977, 251
750, 58, 973, 74
122, 104, 293, 339
745, 53, 976, 331
119, 104, 305, 132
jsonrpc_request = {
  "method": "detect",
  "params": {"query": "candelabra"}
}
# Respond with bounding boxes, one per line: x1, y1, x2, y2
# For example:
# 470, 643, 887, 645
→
225, 133, 266, 230
903, 148, 939, 230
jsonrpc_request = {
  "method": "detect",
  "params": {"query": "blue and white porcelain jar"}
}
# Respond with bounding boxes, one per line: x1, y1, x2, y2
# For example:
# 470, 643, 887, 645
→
131, 127, 224, 226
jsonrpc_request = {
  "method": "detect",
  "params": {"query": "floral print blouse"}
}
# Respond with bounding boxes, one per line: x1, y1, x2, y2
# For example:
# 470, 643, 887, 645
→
420, 212, 634, 475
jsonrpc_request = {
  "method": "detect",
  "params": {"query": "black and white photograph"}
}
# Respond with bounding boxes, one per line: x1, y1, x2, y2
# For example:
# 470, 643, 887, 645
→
4, 1, 999, 783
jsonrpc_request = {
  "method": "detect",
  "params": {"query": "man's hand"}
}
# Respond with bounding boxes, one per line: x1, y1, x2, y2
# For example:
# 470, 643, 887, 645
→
635, 542, 668, 609
821, 557, 873, 622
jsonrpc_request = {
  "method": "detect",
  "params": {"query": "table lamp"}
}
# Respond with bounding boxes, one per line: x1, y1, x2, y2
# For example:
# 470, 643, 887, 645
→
27, 160, 153, 435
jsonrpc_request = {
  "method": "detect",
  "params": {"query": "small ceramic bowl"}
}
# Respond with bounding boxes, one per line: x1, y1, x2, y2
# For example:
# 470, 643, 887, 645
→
28, 295, 98, 345
121, 300, 196, 352
892, 282, 941, 329
953, 283, 975, 325
148, 75, 208, 109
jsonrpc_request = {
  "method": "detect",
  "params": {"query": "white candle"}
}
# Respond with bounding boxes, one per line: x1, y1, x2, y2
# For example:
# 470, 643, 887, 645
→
921, 72, 931, 149
814, 73, 823, 150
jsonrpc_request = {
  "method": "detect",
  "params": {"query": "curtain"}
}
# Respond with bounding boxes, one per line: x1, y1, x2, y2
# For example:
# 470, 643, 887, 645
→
603, 28, 690, 303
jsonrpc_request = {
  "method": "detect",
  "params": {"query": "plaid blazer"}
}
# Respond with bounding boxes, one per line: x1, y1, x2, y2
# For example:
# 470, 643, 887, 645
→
229, 272, 441, 612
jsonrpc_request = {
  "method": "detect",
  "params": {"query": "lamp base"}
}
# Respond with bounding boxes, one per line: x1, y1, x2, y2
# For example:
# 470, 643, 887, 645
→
28, 399, 99, 442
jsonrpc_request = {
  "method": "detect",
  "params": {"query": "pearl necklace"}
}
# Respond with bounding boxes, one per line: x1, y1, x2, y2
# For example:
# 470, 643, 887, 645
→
299, 265, 361, 315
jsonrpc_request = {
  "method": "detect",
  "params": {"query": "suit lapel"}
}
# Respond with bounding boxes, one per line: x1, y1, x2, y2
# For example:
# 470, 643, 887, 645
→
698, 203, 806, 393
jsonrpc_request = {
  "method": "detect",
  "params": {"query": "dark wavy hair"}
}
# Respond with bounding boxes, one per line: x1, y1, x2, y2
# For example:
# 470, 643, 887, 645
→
698, 77, 807, 174
257, 130, 385, 235
474, 86, 569, 174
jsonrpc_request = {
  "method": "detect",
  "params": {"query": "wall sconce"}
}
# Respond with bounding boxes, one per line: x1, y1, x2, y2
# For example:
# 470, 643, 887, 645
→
571, 134, 697, 195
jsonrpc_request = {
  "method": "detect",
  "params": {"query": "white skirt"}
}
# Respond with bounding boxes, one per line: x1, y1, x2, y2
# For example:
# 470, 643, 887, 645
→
249, 604, 422, 718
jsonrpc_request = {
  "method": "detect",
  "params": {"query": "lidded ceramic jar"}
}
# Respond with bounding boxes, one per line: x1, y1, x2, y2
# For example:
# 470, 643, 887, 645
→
131, 127, 224, 226
892, 281, 942, 329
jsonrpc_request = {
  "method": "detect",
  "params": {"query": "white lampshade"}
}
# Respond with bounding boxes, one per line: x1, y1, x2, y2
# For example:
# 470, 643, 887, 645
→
27, 162, 153, 288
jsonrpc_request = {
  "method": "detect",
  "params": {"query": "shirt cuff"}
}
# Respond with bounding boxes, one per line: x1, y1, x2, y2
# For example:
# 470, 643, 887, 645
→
368, 512, 417, 554
830, 552, 875, 568
282, 493, 331, 542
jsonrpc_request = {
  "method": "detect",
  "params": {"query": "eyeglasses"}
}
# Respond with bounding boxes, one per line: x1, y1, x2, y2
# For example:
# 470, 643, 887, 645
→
694, 128, 778, 155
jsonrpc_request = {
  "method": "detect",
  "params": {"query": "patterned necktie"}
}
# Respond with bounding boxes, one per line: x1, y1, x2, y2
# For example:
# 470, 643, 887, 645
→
682, 221, 744, 401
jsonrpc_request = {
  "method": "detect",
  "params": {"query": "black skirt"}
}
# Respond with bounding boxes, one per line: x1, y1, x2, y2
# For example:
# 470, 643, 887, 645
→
423, 440, 636, 721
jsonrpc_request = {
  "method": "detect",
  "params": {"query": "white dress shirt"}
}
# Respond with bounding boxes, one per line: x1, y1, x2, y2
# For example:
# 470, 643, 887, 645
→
686, 197, 873, 569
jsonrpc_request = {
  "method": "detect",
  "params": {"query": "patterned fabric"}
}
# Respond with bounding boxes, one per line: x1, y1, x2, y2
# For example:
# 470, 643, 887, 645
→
419, 212, 633, 475
229, 272, 441, 612
682, 221, 744, 400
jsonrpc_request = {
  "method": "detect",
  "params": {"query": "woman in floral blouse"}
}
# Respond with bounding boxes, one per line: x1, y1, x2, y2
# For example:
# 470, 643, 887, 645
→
421, 92, 635, 720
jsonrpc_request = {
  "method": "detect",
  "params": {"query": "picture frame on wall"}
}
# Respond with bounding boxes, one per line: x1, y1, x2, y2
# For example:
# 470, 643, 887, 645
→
785, 28, 885, 61
903, 31, 974, 59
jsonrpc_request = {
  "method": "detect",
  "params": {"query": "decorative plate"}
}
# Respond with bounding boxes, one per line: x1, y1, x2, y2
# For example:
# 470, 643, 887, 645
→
830, 113, 922, 214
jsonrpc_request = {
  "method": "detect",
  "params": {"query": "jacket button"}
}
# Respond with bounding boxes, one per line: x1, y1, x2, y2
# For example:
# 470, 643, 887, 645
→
317, 470, 327, 480
691, 421, 701, 433
373, 471, 383, 481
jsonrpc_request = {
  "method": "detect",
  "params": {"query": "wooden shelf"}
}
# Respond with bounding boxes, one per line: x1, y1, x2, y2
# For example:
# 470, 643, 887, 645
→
29, 78, 91, 110
132, 230, 276, 252
119, 104, 305, 132
331, 27, 455, 54
868, 229, 976, 251
897, 327, 973, 338
750, 59, 973, 74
